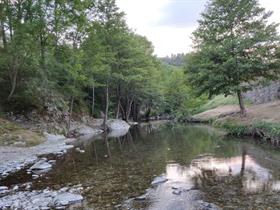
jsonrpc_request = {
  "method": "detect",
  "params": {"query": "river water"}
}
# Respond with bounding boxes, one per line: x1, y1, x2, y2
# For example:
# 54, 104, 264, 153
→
2, 122, 280, 209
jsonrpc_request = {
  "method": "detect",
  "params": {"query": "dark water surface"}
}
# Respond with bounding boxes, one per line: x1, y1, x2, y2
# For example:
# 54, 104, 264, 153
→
6, 123, 280, 209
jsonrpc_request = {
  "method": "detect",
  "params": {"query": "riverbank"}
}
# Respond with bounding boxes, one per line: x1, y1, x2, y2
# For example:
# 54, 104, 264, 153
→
0, 115, 131, 179
187, 100, 280, 146
0, 115, 132, 209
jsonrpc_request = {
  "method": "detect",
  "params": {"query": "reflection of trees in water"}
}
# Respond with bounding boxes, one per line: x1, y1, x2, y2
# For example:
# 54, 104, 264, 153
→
240, 148, 246, 177
192, 150, 280, 209
94, 129, 138, 160
191, 147, 280, 195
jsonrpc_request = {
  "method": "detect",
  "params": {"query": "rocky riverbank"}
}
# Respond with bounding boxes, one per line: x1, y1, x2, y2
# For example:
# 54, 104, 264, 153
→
0, 116, 132, 209
0, 184, 84, 210
0, 117, 131, 179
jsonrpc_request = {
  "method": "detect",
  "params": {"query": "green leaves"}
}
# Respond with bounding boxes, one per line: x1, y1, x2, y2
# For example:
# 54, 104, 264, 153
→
187, 0, 280, 99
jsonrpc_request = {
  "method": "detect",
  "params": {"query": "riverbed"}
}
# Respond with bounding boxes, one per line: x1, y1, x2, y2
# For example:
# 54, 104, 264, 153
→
1, 123, 280, 209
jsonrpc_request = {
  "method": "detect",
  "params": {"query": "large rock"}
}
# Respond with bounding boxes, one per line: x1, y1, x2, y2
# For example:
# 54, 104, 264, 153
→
107, 119, 130, 131
0, 187, 83, 210
70, 123, 103, 138
44, 133, 66, 141
54, 192, 83, 206
30, 159, 52, 171
151, 175, 168, 186
76, 125, 102, 136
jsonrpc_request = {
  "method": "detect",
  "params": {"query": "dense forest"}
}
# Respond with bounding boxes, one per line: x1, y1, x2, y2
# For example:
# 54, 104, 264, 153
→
1, 0, 279, 122
0, 0, 204, 125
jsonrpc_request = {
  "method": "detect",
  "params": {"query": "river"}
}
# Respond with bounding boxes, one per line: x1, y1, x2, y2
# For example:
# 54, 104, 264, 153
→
1, 122, 280, 209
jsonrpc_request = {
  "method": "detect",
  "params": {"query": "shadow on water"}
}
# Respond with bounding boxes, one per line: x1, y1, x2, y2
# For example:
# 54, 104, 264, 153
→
2, 122, 280, 209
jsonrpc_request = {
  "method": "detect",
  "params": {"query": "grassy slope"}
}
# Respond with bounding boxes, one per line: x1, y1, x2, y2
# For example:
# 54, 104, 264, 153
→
196, 95, 239, 113
0, 118, 43, 147
193, 99, 280, 142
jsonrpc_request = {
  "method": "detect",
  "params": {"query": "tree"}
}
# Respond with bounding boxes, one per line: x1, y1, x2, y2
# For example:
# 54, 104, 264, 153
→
187, 0, 280, 116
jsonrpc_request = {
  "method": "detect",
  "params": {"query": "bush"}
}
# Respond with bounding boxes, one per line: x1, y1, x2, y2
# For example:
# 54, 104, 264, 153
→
213, 119, 248, 136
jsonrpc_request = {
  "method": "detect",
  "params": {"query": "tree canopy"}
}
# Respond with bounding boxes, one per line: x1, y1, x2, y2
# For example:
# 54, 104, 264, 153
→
186, 0, 280, 116
0, 0, 203, 125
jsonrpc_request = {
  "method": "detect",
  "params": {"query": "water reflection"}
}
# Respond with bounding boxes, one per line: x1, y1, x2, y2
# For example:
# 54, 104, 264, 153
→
145, 150, 280, 209
190, 151, 278, 193
16, 123, 280, 209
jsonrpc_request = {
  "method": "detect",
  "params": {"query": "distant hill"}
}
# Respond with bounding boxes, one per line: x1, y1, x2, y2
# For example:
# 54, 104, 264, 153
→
159, 53, 186, 67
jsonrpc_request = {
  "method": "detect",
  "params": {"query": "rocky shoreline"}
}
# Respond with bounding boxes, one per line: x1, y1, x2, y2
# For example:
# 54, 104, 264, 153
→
0, 184, 84, 210
0, 118, 131, 209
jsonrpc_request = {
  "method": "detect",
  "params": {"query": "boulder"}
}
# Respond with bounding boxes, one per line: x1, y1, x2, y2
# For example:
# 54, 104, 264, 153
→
71, 124, 103, 137
44, 133, 66, 141
30, 159, 52, 171
151, 175, 168, 186
107, 119, 130, 131
54, 192, 83, 206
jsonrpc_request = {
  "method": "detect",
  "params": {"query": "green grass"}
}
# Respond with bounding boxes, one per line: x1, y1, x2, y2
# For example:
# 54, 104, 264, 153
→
213, 118, 249, 136
213, 118, 280, 142
253, 122, 280, 139
0, 118, 43, 147
195, 95, 251, 114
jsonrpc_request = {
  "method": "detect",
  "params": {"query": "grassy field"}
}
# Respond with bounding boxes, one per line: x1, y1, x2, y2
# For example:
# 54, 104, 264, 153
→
0, 118, 43, 147
195, 95, 250, 114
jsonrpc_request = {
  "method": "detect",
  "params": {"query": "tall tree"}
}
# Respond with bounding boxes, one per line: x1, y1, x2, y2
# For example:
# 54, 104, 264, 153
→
187, 0, 280, 116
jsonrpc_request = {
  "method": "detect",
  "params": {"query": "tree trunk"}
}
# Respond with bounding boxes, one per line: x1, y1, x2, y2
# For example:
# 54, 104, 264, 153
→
7, 69, 18, 101
40, 34, 46, 71
116, 99, 120, 119
0, 20, 7, 49
237, 90, 246, 117
119, 102, 125, 120
102, 81, 109, 130
92, 81, 95, 116
145, 107, 151, 122
115, 84, 121, 119
125, 99, 133, 122
67, 96, 74, 134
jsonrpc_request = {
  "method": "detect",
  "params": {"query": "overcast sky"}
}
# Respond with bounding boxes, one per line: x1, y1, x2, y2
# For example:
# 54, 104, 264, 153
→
116, 0, 280, 57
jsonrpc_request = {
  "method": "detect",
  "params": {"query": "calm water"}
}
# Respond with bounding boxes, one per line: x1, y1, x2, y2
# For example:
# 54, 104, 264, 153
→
5, 123, 280, 209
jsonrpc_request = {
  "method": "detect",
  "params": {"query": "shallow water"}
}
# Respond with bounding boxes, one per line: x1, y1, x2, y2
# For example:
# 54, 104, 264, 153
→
2, 123, 280, 209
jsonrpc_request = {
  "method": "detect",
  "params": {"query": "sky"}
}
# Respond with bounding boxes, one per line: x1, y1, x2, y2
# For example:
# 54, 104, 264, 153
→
116, 0, 280, 57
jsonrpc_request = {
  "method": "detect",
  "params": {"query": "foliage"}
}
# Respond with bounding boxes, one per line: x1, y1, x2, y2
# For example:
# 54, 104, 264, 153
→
159, 53, 186, 67
214, 118, 280, 141
1, 0, 196, 122
254, 121, 280, 138
160, 62, 207, 118
186, 0, 280, 114
213, 119, 249, 136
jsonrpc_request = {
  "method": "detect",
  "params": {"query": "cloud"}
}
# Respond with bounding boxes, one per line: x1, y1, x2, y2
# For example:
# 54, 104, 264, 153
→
117, 0, 280, 57
157, 0, 207, 28
117, 0, 169, 30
